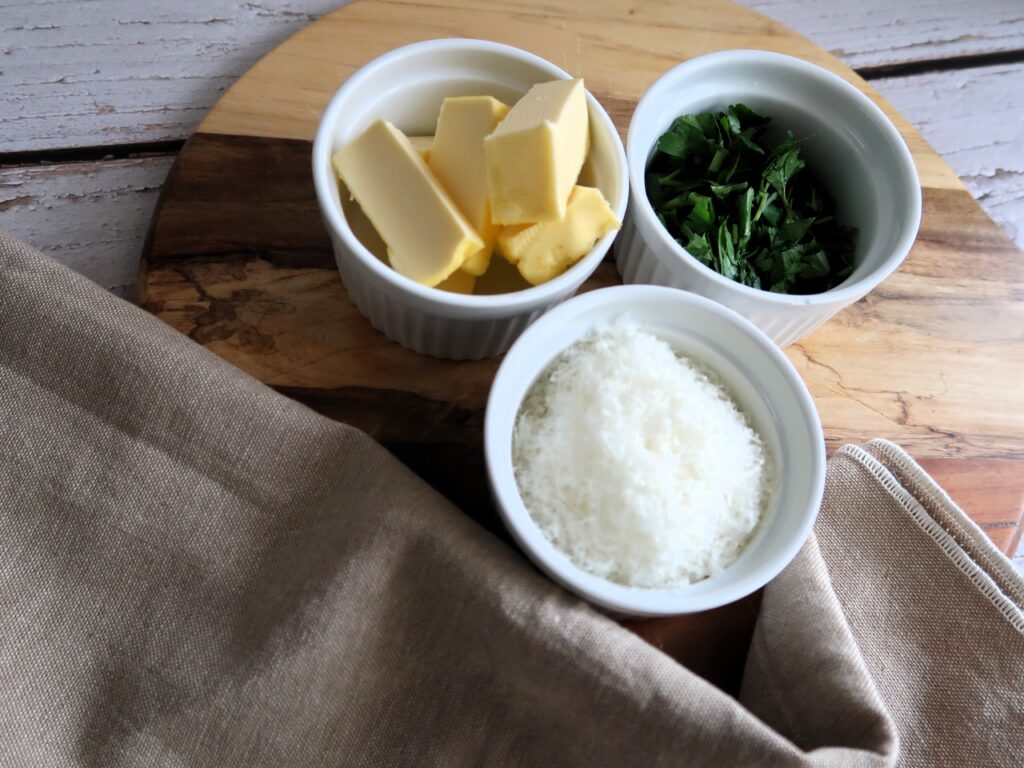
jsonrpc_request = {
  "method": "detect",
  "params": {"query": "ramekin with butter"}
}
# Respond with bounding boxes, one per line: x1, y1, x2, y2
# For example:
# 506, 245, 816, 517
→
312, 39, 627, 360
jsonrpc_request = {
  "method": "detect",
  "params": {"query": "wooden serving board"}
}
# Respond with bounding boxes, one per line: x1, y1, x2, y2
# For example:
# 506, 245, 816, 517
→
137, 0, 1024, 689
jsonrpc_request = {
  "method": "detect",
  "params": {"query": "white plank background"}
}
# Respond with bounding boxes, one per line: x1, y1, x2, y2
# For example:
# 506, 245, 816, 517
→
1, 0, 1022, 288
0, 0, 342, 153
874, 63, 1024, 246
2, 1, 1023, 152
748, 0, 1024, 70
0, 157, 173, 295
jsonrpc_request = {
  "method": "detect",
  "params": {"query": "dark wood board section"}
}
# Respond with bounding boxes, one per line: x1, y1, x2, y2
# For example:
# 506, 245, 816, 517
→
137, 0, 1024, 691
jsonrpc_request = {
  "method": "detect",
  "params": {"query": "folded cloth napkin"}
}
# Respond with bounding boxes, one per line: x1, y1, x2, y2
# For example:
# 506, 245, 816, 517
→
1, 230, 1021, 767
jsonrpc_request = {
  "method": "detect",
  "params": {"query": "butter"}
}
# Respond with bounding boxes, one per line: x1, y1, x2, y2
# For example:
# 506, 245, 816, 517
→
485, 78, 589, 225
497, 186, 619, 285
429, 96, 510, 276
408, 135, 433, 162
333, 120, 483, 287
435, 268, 476, 295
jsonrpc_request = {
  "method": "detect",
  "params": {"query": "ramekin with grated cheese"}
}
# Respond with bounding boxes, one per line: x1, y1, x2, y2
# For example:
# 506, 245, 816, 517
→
512, 322, 773, 588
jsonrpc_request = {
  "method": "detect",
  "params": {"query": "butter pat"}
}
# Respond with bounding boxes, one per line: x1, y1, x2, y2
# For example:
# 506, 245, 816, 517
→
497, 186, 619, 285
429, 96, 510, 276
408, 135, 433, 162
333, 120, 483, 286
485, 79, 589, 225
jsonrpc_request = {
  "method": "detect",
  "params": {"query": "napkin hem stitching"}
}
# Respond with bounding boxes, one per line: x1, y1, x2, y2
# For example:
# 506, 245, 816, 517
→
864, 438, 1024, 607
838, 444, 1024, 635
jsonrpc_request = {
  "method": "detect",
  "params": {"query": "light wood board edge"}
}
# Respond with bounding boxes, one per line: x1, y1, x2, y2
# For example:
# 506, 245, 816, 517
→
196, 0, 965, 193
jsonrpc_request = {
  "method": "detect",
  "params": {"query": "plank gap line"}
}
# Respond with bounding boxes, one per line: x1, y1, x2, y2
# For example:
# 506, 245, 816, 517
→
859, 49, 1024, 81
0, 140, 186, 169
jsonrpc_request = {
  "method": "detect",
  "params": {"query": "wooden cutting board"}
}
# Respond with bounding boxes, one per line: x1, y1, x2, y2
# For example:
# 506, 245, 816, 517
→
137, 0, 1024, 690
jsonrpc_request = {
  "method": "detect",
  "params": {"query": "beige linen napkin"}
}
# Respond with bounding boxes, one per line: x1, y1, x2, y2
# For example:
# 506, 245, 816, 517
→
1, 230, 1021, 767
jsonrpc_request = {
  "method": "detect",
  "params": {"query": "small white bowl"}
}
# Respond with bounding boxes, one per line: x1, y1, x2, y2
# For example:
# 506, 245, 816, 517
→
617, 50, 921, 347
484, 285, 826, 616
312, 39, 628, 360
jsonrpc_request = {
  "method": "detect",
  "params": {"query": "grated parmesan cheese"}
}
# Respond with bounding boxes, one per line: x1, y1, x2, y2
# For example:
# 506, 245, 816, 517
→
513, 322, 772, 588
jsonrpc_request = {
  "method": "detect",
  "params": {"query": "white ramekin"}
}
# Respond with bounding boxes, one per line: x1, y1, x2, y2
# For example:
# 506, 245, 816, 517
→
312, 39, 628, 360
484, 285, 826, 616
618, 50, 922, 347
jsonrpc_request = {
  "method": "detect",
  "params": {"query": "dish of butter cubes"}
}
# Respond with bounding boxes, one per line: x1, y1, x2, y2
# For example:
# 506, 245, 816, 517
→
333, 78, 620, 292
312, 39, 628, 360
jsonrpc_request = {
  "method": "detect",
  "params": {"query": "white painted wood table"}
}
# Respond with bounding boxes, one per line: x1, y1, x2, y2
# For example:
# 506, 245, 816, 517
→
2, 0, 1023, 563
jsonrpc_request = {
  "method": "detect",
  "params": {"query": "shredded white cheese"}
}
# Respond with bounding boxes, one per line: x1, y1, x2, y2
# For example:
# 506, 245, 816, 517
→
513, 322, 772, 588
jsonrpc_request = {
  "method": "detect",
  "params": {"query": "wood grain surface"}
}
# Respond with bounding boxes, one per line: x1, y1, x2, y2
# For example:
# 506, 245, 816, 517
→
136, 1, 1024, 679
139, 130, 1024, 534
141, 133, 1024, 458
186, 3, 951, 197
3, 0, 1021, 303
131, 0, 1024, 684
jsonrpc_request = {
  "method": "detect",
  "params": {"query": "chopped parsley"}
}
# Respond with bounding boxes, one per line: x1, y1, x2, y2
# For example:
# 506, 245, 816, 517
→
646, 104, 857, 294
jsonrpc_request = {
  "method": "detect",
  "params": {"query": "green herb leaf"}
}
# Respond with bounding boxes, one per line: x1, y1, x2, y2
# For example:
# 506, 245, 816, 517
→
710, 181, 749, 198
646, 104, 858, 295
764, 146, 805, 208
778, 217, 814, 243
688, 193, 714, 226
737, 186, 754, 242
